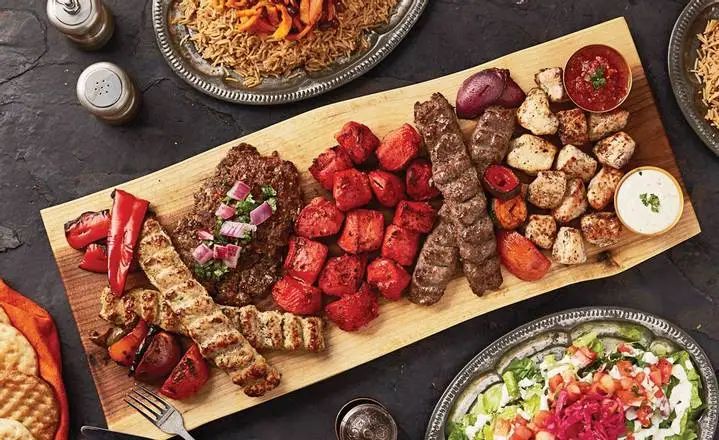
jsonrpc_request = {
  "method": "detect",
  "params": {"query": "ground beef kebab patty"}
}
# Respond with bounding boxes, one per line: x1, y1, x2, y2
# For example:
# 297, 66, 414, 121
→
173, 143, 302, 307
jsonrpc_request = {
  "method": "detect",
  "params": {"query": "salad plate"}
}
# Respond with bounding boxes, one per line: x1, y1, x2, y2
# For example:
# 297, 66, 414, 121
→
425, 307, 718, 440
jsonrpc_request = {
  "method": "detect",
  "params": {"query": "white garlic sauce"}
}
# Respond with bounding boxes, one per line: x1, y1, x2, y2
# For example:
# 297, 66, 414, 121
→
616, 168, 682, 234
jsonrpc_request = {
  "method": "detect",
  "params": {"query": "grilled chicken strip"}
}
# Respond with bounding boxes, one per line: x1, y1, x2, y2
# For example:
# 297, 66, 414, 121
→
414, 93, 503, 296
408, 206, 459, 305
468, 106, 516, 175
99, 287, 325, 352
138, 218, 280, 397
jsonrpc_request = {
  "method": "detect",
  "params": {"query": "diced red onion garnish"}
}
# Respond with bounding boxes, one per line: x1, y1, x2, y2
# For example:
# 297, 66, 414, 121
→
250, 201, 273, 225
192, 243, 213, 265
213, 244, 227, 260
219, 221, 256, 238
227, 180, 251, 201
223, 244, 241, 268
196, 230, 214, 241
215, 203, 236, 220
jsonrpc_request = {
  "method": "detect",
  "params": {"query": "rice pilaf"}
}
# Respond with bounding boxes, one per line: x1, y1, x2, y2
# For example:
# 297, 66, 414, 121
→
693, 19, 719, 129
176, 0, 399, 87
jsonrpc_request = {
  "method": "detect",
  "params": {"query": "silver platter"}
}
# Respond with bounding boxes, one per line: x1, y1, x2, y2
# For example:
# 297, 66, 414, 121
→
151, 0, 427, 105
668, 0, 719, 156
424, 307, 718, 440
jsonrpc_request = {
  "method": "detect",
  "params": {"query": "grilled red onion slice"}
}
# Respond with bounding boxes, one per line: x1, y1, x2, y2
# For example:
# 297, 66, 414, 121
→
215, 203, 236, 220
213, 244, 227, 260
219, 221, 256, 238
227, 180, 251, 200
223, 244, 241, 268
250, 202, 273, 225
192, 243, 213, 264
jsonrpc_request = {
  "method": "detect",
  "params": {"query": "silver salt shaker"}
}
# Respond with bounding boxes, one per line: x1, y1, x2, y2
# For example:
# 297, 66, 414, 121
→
46, 0, 114, 50
76, 62, 140, 125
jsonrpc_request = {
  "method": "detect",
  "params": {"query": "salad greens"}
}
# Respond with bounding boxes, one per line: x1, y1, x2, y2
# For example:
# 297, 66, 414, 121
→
447, 332, 704, 440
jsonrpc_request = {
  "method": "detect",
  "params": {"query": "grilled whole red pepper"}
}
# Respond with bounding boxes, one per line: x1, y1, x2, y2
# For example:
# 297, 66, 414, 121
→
160, 344, 210, 400
78, 243, 108, 273
64, 210, 111, 250
108, 190, 149, 297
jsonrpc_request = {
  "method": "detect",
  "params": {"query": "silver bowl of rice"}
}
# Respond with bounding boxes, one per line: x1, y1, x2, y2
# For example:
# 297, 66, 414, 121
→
152, 0, 427, 105
669, 0, 719, 156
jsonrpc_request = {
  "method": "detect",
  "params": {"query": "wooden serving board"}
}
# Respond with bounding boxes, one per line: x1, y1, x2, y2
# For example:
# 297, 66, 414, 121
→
41, 18, 700, 438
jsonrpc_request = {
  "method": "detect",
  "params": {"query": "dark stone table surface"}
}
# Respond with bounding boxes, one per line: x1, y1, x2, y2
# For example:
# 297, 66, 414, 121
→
1, 0, 718, 439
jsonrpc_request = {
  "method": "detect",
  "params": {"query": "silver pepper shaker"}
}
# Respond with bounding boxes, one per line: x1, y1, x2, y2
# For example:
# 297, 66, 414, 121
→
46, 0, 114, 50
336, 398, 398, 440
76, 62, 141, 125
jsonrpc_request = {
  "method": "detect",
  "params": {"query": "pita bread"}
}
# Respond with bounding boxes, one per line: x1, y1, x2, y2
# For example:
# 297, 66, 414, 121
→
0, 305, 9, 324
0, 371, 59, 440
0, 418, 35, 440
0, 323, 38, 376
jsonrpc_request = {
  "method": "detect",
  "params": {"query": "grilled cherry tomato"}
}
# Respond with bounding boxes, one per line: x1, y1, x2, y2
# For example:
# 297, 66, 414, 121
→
160, 344, 210, 400
483, 165, 521, 200
134, 331, 182, 383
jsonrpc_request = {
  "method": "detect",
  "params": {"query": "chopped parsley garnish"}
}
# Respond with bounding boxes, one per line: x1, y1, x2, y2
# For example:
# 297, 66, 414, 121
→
640, 193, 661, 213
197, 184, 279, 283
590, 66, 607, 89
194, 260, 229, 282
235, 194, 257, 216
261, 185, 277, 198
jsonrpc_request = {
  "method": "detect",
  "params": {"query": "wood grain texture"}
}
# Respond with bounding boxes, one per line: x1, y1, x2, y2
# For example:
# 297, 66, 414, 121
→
40, 18, 700, 438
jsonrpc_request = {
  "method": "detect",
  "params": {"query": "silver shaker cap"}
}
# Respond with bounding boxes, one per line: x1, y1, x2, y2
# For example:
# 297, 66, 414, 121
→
47, 0, 114, 50
336, 398, 398, 440
77, 62, 140, 125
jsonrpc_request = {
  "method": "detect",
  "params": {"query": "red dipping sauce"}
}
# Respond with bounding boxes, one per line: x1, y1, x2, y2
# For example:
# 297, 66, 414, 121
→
564, 45, 631, 112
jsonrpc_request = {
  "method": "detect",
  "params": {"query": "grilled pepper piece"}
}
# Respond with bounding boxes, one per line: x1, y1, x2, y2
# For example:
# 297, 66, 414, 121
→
108, 320, 149, 367
490, 195, 528, 230
64, 209, 110, 250
107, 190, 149, 297
496, 230, 551, 281
78, 243, 108, 273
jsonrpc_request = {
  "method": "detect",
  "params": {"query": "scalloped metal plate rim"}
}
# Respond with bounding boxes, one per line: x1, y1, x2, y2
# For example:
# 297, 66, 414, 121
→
151, 0, 428, 105
668, 0, 719, 156
424, 306, 718, 440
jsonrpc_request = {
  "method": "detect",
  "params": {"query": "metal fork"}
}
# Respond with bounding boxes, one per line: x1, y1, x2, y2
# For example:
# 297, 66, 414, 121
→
125, 385, 196, 440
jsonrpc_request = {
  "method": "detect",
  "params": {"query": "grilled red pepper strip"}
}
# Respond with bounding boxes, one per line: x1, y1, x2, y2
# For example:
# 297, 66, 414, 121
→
78, 243, 108, 273
64, 210, 111, 250
107, 190, 149, 297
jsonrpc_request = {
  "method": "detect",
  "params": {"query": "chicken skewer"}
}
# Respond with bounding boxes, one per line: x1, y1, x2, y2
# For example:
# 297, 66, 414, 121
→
138, 218, 280, 397
99, 287, 325, 352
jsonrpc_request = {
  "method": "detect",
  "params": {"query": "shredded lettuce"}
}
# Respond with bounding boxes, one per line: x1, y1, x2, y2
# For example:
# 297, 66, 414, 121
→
504, 358, 543, 383
520, 384, 543, 417
498, 405, 518, 421
618, 325, 645, 342
502, 371, 519, 400
447, 421, 469, 440
572, 331, 605, 356
482, 384, 504, 414
470, 393, 487, 415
